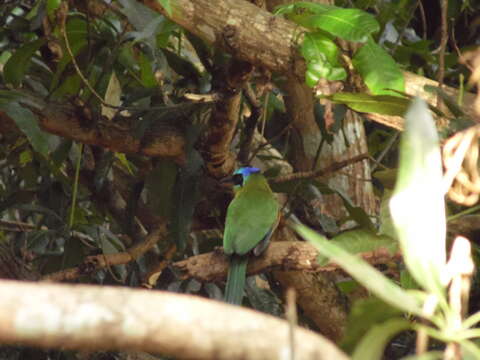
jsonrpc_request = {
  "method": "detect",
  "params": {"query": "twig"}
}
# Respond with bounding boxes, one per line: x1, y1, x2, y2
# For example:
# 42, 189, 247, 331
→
436, 0, 449, 108
418, 0, 427, 40
238, 84, 263, 164
60, 2, 111, 108
271, 154, 368, 184
42, 225, 166, 282
371, 132, 399, 172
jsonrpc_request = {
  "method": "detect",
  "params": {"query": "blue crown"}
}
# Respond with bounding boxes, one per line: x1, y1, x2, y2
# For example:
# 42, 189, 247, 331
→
234, 167, 261, 178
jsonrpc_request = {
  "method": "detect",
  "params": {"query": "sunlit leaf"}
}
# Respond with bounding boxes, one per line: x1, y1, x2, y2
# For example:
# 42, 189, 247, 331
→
157, 0, 172, 16
400, 352, 444, 360
301, 33, 346, 86
317, 228, 397, 266
302, 9, 379, 42
295, 224, 423, 316
353, 38, 405, 95
329, 92, 410, 116
389, 98, 446, 298
274, 1, 334, 16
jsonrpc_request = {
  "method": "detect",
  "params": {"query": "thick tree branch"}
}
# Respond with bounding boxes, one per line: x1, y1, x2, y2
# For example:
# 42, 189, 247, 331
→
0, 101, 186, 163
0, 279, 348, 360
173, 241, 400, 282
141, 0, 477, 128
201, 58, 254, 178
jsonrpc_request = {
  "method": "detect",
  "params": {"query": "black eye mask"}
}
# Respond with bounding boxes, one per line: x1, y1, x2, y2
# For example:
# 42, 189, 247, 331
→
232, 173, 244, 186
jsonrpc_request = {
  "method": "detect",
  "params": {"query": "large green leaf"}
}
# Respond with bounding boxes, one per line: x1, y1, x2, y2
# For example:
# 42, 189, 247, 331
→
301, 33, 346, 86
329, 93, 410, 116
157, 0, 172, 16
3, 38, 46, 87
401, 352, 444, 360
302, 9, 379, 42
274, 1, 334, 16
318, 228, 397, 266
353, 38, 405, 95
0, 101, 50, 155
341, 297, 403, 352
352, 319, 412, 360
389, 98, 446, 299
295, 224, 424, 316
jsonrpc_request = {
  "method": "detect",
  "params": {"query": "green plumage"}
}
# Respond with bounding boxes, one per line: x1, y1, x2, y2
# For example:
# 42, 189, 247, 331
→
223, 170, 279, 305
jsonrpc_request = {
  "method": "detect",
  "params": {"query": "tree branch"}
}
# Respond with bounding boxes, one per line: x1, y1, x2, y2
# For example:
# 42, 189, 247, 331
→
0, 100, 187, 163
0, 279, 348, 360
173, 241, 400, 282
141, 0, 477, 129
42, 224, 166, 282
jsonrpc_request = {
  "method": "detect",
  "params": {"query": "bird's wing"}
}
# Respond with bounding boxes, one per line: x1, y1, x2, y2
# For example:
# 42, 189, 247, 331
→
223, 188, 279, 256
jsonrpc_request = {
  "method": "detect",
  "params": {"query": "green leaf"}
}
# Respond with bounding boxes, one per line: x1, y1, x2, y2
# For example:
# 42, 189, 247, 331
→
138, 51, 157, 88
341, 297, 403, 352
301, 33, 346, 86
145, 160, 177, 218
378, 189, 397, 238
158, 0, 172, 16
389, 98, 446, 298
302, 9, 379, 42
274, 2, 334, 16
0, 101, 50, 155
3, 38, 46, 87
329, 92, 410, 116
50, 18, 88, 92
47, 0, 62, 17
400, 352, 444, 360
317, 228, 397, 266
353, 38, 405, 95
352, 318, 412, 360
294, 224, 424, 316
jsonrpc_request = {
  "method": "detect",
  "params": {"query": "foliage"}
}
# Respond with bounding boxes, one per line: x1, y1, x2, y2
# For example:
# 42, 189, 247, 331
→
296, 98, 480, 359
0, 0, 479, 358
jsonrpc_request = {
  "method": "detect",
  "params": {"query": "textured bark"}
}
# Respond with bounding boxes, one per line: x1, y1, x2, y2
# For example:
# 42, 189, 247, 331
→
201, 59, 254, 178
0, 242, 37, 281
142, 0, 302, 76
274, 271, 348, 341
0, 102, 186, 163
0, 280, 348, 360
140, 0, 476, 129
173, 240, 400, 282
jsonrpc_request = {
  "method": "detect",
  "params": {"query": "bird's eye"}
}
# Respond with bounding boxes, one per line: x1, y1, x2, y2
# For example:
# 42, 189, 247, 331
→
232, 174, 244, 186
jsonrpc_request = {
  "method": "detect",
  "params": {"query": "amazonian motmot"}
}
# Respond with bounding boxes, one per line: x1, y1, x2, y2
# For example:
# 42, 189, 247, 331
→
222, 167, 280, 305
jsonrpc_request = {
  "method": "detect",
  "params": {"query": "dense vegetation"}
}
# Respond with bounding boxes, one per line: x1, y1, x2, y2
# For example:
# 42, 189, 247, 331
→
0, 0, 479, 359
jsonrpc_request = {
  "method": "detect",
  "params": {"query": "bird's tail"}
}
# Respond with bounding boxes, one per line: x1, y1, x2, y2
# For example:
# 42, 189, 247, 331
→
224, 255, 248, 305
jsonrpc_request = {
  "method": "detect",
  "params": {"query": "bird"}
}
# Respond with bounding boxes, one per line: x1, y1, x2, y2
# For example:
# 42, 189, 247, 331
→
222, 167, 280, 305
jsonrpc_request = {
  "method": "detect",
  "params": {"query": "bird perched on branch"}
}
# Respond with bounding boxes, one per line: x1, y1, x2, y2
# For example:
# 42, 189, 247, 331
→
222, 167, 280, 305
